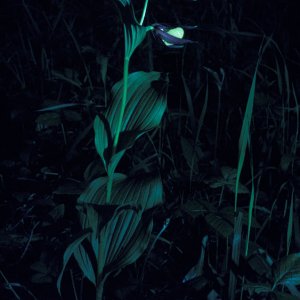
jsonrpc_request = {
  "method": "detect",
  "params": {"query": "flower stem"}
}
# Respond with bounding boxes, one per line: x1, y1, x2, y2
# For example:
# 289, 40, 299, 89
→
139, 0, 149, 26
105, 56, 130, 204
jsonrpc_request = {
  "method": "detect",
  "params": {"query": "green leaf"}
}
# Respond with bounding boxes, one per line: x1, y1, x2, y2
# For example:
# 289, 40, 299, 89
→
35, 113, 61, 130
78, 174, 163, 211
180, 137, 202, 173
57, 230, 91, 295
94, 71, 168, 172
124, 24, 149, 58
221, 206, 260, 229
181, 199, 215, 218
183, 235, 208, 282
234, 38, 271, 211
205, 213, 233, 238
74, 244, 96, 285
98, 206, 153, 277
244, 283, 272, 295
31, 260, 55, 284
205, 166, 249, 194
36, 103, 80, 112
49, 204, 65, 222
247, 253, 272, 276
273, 253, 300, 287
84, 159, 105, 182
274, 292, 300, 300
52, 69, 82, 88
77, 206, 100, 258
63, 110, 82, 122
31, 273, 53, 283
228, 212, 243, 300
116, 0, 130, 6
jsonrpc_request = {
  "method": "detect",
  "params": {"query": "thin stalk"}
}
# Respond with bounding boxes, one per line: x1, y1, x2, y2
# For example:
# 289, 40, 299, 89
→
106, 56, 130, 204
70, 269, 79, 300
218, 185, 225, 207
0, 270, 20, 300
113, 56, 129, 151
214, 90, 221, 164
63, 19, 93, 91
139, 0, 149, 26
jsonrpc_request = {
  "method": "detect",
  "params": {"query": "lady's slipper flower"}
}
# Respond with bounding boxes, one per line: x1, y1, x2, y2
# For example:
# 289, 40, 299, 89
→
151, 24, 197, 48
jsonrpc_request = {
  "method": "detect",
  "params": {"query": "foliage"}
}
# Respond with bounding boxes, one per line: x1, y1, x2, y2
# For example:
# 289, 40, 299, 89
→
0, 0, 299, 299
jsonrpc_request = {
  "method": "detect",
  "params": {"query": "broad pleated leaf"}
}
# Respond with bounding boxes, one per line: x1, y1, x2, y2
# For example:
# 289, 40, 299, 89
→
94, 71, 168, 173
97, 206, 153, 277
273, 253, 300, 286
57, 230, 91, 295
78, 174, 163, 211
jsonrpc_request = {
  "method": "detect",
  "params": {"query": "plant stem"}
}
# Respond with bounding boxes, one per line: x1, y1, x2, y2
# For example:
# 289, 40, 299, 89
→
96, 275, 108, 300
105, 56, 130, 204
113, 57, 130, 151
0, 270, 20, 300
139, 0, 149, 26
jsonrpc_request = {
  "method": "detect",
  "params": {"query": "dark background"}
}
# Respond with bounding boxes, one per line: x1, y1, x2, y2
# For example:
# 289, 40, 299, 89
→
0, 0, 299, 299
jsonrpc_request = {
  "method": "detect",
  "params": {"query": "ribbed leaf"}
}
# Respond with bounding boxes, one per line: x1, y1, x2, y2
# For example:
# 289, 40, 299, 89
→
109, 71, 168, 137
124, 24, 149, 58
74, 244, 96, 285
248, 254, 272, 276
94, 71, 168, 173
78, 174, 163, 211
273, 253, 300, 287
105, 213, 153, 275
57, 230, 91, 295
98, 206, 153, 277
78, 173, 125, 205
205, 213, 233, 238
77, 205, 100, 259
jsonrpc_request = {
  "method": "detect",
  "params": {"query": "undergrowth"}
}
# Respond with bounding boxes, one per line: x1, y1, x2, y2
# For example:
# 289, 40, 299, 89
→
0, 1, 299, 299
